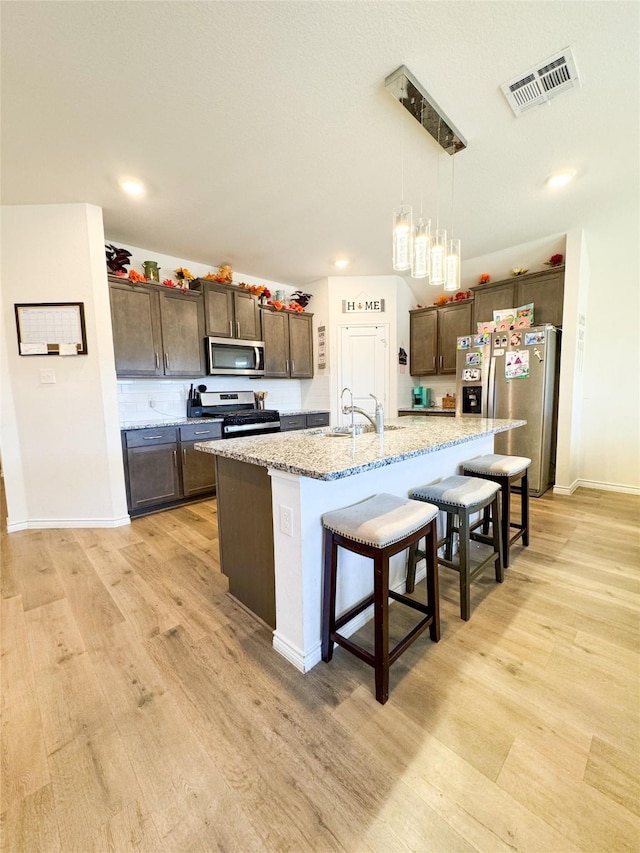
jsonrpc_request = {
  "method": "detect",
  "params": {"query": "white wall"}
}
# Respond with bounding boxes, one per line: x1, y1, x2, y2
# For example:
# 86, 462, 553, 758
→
1, 204, 129, 529
578, 202, 640, 493
324, 275, 401, 423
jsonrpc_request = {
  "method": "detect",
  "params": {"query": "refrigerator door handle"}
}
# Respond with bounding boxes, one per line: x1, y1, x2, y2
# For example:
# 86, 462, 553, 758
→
487, 356, 496, 418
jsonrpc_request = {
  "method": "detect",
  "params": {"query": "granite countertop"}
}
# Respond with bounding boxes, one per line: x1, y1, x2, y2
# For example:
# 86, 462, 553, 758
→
195, 416, 526, 481
121, 416, 223, 430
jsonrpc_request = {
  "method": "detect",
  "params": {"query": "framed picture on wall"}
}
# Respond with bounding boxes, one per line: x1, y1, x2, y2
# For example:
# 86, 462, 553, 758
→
15, 302, 88, 355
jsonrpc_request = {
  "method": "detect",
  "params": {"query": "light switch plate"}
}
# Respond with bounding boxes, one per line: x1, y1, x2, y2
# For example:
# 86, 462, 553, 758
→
39, 368, 56, 384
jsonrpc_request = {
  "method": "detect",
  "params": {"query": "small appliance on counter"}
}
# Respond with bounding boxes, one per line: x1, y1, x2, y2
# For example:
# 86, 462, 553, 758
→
186, 389, 280, 438
411, 386, 431, 409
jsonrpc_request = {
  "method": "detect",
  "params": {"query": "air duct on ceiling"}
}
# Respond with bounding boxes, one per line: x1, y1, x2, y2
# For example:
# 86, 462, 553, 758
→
500, 47, 581, 117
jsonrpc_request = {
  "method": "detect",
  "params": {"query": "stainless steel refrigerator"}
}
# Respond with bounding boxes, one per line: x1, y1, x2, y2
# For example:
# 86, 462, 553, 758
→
456, 325, 560, 496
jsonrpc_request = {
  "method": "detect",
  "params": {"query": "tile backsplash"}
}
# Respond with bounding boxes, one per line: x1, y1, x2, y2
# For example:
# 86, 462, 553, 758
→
117, 376, 306, 424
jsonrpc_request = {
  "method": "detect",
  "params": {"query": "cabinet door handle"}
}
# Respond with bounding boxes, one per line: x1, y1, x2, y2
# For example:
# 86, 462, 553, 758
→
173, 449, 177, 466
291, 360, 295, 374
143, 435, 163, 440
182, 448, 187, 464
286, 359, 289, 374
194, 430, 211, 435
229, 320, 233, 337
164, 352, 169, 370
236, 321, 240, 338
432, 356, 436, 370
155, 353, 160, 369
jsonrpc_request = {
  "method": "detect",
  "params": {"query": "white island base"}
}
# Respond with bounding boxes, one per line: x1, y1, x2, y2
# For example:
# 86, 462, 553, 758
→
268, 434, 494, 672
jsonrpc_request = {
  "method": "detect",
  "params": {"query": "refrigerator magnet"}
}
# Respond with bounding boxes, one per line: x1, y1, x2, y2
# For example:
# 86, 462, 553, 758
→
524, 330, 545, 345
505, 350, 530, 380
474, 332, 490, 347
465, 352, 482, 367
457, 336, 471, 350
510, 331, 522, 346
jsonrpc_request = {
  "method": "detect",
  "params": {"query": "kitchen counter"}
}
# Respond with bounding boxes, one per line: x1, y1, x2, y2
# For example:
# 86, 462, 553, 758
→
195, 416, 524, 481
196, 416, 525, 672
277, 409, 330, 416
121, 416, 223, 430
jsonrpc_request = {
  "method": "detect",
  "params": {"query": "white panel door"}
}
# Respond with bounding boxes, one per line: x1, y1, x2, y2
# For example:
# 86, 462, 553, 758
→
338, 324, 389, 426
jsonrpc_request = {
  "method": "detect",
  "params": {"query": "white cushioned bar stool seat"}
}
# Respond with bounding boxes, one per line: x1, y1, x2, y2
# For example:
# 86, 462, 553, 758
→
408, 476, 504, 621
321, 493, 440, 705
461, 454, 531, 568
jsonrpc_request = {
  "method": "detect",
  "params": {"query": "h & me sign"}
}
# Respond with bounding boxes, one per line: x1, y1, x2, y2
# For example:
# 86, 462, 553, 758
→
342, 292, 386, 314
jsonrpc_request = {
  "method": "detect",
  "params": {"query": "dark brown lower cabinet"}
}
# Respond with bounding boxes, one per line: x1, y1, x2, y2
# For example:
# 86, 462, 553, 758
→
122, 423, 221, 516
215, 456, 275, 628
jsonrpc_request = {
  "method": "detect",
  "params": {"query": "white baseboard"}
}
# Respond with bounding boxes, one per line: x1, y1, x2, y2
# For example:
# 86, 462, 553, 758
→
576, 479, 640, 496
272, 566, 428, 673
554, 479, 638, 497
6, 515, 131, 533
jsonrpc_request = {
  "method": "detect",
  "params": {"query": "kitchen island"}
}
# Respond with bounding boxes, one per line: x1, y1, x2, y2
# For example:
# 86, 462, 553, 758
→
196, 416, 525, 672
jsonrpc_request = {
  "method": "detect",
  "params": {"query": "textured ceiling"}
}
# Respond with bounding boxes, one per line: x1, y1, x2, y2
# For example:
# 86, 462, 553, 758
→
1, 1, 638, 295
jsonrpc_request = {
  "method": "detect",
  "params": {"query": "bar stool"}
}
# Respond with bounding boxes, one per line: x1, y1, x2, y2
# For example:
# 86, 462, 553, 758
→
461, 454, 531, 568
321, 493, 440, 704
408, 476, 503, 621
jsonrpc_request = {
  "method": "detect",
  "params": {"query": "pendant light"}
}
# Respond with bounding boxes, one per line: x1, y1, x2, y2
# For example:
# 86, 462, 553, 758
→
444, 146, 461, 291
392, 116, 412, 271
411, 103, 431, 279
429, 120, 446, 286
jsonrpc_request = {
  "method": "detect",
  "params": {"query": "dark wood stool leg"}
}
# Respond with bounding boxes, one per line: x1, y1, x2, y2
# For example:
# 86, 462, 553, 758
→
492, 493, 504, 582
425, 519, 440, 642
482, 505, 491, 535
373, 552, 390, 704
458, 509, 471, 621
500, 477, 511, 568
444, 512, 454, 561
406, 541, 418, 594
521, 469, 530, 547
321, 527, 338, 662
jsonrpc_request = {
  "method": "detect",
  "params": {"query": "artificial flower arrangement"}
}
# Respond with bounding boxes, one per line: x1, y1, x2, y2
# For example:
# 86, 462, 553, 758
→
238, 282, 272, 299
175, 267, 194, 282
511, 267, 528, 276
478, 272, 491, 284
128, 269, 146, 283
434, 290, 472, 306
545, 253, 564, 267
203, 265, 234, 283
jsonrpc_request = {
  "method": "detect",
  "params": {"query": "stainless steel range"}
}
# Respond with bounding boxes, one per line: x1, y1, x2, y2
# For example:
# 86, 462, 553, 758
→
187, 389, 280, 438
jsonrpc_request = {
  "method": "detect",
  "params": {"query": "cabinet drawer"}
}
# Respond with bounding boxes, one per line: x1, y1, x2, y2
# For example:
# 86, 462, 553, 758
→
124, 427, 178, 448
179, 422, 223, 442
306, 412, 330, 427
280, 414, 307, 431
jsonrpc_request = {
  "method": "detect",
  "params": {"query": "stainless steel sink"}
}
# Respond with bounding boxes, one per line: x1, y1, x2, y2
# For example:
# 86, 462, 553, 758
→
318, 425, 404, 438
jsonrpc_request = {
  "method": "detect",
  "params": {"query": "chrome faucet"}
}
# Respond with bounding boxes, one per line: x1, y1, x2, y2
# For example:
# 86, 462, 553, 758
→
341, 392, 385, 435
340, 386, 356, 435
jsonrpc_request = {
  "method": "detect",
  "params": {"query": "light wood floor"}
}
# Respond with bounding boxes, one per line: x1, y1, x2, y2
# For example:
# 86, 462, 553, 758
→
1, 483, 639, 852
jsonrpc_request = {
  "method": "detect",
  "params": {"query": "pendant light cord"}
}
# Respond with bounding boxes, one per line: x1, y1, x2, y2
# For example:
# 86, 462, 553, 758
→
435, 119, 441, 231
450, 146, 456, 239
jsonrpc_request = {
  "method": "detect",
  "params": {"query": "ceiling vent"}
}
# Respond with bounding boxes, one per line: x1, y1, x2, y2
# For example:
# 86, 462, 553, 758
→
500, 47, 581, 117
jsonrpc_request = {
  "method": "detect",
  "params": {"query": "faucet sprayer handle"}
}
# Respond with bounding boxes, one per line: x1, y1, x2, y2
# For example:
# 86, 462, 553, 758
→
370, 394, 383, 411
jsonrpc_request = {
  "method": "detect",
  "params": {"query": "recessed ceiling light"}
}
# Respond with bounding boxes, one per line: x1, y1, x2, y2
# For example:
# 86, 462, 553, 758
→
545, 170, 575, 189
119, 178, 145, 196
334, 258, 349, 268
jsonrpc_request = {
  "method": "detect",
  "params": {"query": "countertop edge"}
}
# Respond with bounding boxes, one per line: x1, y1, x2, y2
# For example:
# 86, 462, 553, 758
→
195, 418, 526, 481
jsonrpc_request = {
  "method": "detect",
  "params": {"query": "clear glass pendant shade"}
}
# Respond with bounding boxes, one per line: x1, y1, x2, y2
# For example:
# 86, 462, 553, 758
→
429, 228, 447, 286
393, 205, 413, 271
444, 238, 461, 291
411, 219, 430, 279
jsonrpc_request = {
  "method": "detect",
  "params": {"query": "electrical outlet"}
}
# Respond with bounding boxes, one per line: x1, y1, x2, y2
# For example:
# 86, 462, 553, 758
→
149, 397, 156, 408
39, 368, 56, 384
280, 505, 293, 537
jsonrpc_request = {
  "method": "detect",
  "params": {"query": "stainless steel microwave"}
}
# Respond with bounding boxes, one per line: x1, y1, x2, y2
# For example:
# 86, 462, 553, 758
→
206, 336, 265, 376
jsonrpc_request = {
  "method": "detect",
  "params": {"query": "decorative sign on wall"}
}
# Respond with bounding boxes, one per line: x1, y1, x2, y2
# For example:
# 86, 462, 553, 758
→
15, 302, 88, 356
342, 296, 385, 314
317, 325, 326, 369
